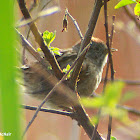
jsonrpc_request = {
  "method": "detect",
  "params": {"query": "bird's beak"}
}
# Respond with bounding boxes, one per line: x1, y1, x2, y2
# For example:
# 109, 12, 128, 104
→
111, 48, 118, 52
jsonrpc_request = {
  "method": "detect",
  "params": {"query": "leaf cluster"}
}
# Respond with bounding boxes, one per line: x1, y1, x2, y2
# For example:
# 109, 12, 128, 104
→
40, 30, 72, 78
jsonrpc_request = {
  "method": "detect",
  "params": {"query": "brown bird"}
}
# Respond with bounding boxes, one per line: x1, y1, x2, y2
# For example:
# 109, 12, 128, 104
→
22, 37, 115, 109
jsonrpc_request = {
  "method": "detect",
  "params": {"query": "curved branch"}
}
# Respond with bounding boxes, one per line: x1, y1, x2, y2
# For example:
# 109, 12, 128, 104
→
70, 0, 103, 87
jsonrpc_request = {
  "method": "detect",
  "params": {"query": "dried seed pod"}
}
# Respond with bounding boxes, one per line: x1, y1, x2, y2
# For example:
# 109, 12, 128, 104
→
62, 14, 68, 32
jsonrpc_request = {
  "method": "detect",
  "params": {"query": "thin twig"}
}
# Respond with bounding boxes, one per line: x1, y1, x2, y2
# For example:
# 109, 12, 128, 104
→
16, 6, 60, 28
65, 8, 84, 41
17, 0, 37, 23
103, 60, 110, 90
92, 15, 116, 140
68, 1, 105, 139
21, 104, 140, 118
91, 59, 110, 140
117, 105, 140, 116
107, 115, 112, 140
104, 1, 115, 139
103, 15, 115, 89
109, 16, 115, 48
70, 0, 103, 87
91, 109, 101, 140
16, 29, 48, 68
21, 105, 75, 117
17, 0, 63, 79
102, 79, 140, 86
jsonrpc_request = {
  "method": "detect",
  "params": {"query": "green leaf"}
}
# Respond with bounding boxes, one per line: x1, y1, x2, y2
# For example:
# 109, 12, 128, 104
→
121, 91, 135, 103
49, 46, 62, 56
81, 97, 104, 108
115, 0, 136, 9
111, 136, 117, 140
81, 82, 131, 123
134, 2, 140, 16
103, 82, 125, 107
43, 30, 56, 46
81, 82, 125, 109
91, 115, 100, 125
62, 64, 73, 79
48, 65, 52, 70
37, 47, 42, 52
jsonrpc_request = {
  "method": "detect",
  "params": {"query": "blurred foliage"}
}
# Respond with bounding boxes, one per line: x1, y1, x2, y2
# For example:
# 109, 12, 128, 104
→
0, 1, 21, 140
115, 0, 140, 17
111, 136, 117, 140
81, 82, 132, 123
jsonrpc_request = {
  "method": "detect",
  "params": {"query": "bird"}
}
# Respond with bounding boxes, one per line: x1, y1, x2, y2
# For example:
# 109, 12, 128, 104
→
22, 37, 114, 110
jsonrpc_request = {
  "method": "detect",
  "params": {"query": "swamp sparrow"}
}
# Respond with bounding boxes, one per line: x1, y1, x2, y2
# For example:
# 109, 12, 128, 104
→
22, 37, 114, 109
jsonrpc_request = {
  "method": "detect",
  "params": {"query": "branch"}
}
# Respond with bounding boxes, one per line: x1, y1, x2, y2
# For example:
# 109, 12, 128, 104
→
16, 6, 60, 28
17, 0, 63, 79
102, 79, 140, 86
104, 1, 115, 140
117, 105, 140, 116
16, 29, 48, 68
65, 9, 84, 40
70, 0, 103, 87
21, 105, 75, 117
73, 105, 103, 140
69, 1, 106, 139
92, 15, 116, 140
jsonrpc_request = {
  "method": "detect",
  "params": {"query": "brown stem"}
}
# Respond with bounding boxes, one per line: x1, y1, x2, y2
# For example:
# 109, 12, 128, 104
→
92, 15, 116, 140
65, 8, 84, 41
21, 105, 75, 117
104, 1, 115, 139
102, 79, 140, 86
73, 105, 103, 140
70, 0, 103, 87
16, 29, 48, 69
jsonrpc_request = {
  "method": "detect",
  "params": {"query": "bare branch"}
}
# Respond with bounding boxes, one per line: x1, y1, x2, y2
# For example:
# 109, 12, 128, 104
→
73, 105, 103, 140
117, 105, 140, 116
104, 1, 116, 139
16, 6, 60, 28
92, 15, 116, 140
21, 105, 75, 117
102, 79, 140, 86
70, 0, 103, 87
65, 8, 83, 41
16, 29, 48, 68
